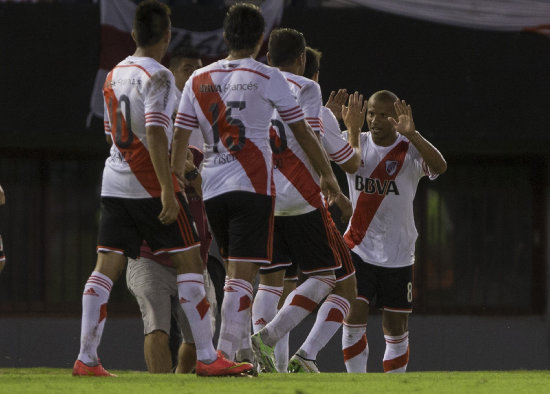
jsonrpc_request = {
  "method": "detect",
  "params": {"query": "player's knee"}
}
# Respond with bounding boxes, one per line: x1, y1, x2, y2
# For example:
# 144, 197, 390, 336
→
146, 329, 170, 345
333, 276, 357, 303
345, 298, 368, 325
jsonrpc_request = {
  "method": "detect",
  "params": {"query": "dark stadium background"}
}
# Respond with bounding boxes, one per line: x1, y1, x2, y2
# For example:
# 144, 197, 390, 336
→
0, 1, 549, 371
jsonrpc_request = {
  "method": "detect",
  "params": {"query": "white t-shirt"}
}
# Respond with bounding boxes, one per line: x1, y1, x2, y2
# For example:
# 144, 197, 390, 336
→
176, 58, 304, 201
343, 132, 437, 267
320, 106, 355, 164
102, 56, 178, 198
271, 72, 323, 216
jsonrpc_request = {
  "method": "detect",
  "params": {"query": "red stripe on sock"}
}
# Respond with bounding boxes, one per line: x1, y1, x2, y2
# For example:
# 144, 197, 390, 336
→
383, 346, 410, 372
325, 307, 344, 323
289, 294, 317, 312
238, 295, 252, 312
343, 334, 367, 361
98, 303, 107, 324
196, 296, 210, 320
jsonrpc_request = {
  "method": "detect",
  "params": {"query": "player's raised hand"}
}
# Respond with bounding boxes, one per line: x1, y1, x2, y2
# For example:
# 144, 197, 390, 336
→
342, 91, 367, 135
159, 190, 180, 225
389, 100, 416, 137
320, 173, 341, 206
325, 89, 348, 120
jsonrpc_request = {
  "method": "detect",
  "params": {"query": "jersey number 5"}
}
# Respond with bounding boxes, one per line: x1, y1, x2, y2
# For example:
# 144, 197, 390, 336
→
208, 101, 246, 153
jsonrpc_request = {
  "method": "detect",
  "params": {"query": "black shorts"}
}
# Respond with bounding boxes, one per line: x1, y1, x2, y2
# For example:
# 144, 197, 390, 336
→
352, 251, 413, 313
97, 194, 200, 259
204, 191, 274, 264
261, 206, 341, 275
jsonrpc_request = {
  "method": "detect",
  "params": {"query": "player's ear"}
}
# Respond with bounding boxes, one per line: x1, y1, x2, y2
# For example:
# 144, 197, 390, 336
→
266, 52, 272, 66
131, 30, 137, 44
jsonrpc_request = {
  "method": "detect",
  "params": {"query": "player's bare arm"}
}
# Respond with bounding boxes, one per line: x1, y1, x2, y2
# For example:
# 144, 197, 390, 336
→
289, 120, 341, 205
147, 125, 179, 224
0, 184, 5, 205
335, 192, 353, 223
171, 126, 192, 181
389, 100, 447, 175
340, 91, 367, 173
325, 89, 348, 120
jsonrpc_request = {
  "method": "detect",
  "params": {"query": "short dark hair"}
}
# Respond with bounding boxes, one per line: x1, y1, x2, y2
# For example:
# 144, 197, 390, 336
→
223, 3, 265, 52
303, 46, 322, 79
170, 46, 201, 68
370, 90, 399, 103
133, 0, 171, 48
268, 28, 306, 67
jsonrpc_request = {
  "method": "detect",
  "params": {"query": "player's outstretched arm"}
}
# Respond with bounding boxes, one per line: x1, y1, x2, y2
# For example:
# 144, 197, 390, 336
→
288, 120, 341, 205
325, 89, 348, 120
147, 125, 179, 225
389, 100, 447, 175
340, 91, 367, 173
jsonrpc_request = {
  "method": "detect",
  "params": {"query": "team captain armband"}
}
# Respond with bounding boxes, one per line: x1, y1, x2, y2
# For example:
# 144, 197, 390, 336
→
278, 105, 305, 123
175, 112, 199, 129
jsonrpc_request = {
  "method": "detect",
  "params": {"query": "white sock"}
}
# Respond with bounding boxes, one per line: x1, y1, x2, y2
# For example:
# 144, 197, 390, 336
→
274, 330, 290, 373
342, 323, 368, 373
252, 284, 283, 333
77, 271, 112, 365
261, 275, 335, 347
235, 312, 253, 362
299, 294, 350, 360
217, 278, 254, 360
383, 331, 409, 373
177, 273, 217, 363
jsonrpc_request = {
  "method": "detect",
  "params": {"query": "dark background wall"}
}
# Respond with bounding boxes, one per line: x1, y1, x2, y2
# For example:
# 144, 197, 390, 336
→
0, 2, 549, 371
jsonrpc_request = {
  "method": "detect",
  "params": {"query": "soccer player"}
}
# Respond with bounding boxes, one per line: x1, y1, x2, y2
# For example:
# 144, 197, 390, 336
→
73, 0, 252, 377
123, 45, 210, 374
249, 28, 349, 373
283, 48, 369, 373
342, 91, 447, 373
173, 4, 340, 365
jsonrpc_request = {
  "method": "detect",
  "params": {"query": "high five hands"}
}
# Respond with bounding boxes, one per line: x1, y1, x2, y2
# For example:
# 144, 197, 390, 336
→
389, 100, 417, 138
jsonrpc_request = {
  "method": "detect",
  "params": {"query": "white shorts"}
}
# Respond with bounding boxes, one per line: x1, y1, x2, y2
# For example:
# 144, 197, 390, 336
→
126, 257, 217, 343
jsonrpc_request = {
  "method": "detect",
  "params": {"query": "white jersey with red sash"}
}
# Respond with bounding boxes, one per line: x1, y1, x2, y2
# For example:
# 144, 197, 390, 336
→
320, 106, 355, 165
175, 58, 305, 201
102, 56, 179, 198
271, 72, 323, 216
343, 132, 437, 268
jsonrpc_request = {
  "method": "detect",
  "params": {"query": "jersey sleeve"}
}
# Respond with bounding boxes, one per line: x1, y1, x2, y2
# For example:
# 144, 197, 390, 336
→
175, 75, 200, 130
299, 81, 322, 135
409, 136, 439, 180
321, 106, 354, 164
143, 69, 176, 131
268, 69, 304, 124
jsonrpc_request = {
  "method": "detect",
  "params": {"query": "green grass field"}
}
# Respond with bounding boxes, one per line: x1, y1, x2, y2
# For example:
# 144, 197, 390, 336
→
1, 369, 549, 394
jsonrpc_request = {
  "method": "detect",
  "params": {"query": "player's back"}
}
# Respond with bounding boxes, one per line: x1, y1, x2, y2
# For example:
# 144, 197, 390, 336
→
271, 72, 323, 216
102, 56, 177, 198
177, 57, 304, 200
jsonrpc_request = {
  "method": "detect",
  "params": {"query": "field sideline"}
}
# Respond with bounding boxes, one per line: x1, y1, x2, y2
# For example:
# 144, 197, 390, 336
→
1, 369, 549, 393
